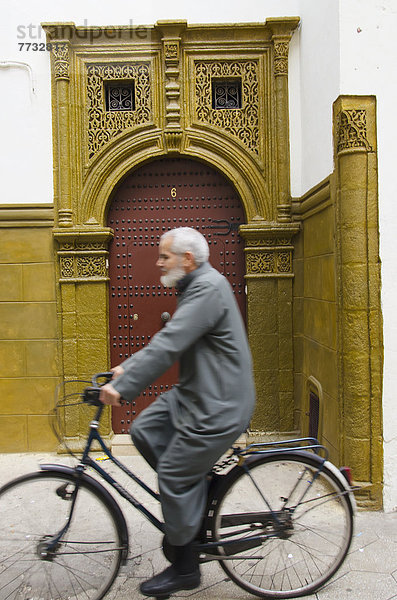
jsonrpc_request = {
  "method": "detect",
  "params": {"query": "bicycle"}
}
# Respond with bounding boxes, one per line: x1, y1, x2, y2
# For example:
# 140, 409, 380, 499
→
0, 373, 356, 600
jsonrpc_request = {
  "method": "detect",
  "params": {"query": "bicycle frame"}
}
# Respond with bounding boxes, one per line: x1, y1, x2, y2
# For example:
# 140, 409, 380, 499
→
57, 403, 166, 534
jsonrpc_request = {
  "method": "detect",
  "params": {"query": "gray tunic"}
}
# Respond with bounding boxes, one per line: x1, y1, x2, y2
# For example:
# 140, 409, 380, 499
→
112, 261, 256, 544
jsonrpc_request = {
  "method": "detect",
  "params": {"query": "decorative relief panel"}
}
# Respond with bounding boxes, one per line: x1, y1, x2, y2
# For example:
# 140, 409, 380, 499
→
273, 41, 289, 76
195, 61, 259, 153
76, 256, 107, 278
52, 43, 70, 80
246, 251, 275, 274
58, 240, 109, 282
336, 109, 372, 153
86, 63, 152, 159
245, 237, 291, 247
164, 41, 179, 61
60, 256, 74, 278
244, 233, 294, 277
277, 251, 292, 273
245, 248, 293, 276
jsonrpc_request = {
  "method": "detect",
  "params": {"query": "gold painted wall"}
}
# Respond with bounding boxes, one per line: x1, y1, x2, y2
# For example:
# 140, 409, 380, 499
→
0, 206, 59, 452
293, 180, 339, 461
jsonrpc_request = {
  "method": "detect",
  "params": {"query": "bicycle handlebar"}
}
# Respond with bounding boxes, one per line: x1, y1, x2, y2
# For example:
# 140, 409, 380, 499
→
92, 372, 114, 386
83, 372, 114, 406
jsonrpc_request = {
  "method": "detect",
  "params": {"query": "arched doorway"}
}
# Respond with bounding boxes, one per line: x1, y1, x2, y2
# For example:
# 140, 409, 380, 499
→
107, 157, 246, 433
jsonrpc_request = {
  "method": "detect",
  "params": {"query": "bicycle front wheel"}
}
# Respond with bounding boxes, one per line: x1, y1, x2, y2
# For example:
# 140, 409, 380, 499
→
209, 452, 354, 598
0, 470, 125, 600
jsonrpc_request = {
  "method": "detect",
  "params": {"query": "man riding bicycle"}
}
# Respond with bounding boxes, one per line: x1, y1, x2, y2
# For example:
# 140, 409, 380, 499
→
100, 227, 255, 597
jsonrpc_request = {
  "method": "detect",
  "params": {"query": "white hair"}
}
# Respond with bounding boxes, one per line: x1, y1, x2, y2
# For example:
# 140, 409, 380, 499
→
161, 227, 209, 265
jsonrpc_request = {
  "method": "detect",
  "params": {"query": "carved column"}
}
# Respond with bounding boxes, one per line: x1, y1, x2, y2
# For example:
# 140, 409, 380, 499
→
268, 18, 300, 223
240, 219, 299, 435
51, 40, 73, 227
156, 20, 187, 153
333, 96, 383, 508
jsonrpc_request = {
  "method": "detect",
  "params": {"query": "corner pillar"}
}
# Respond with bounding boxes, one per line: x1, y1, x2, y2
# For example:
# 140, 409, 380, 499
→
333, 96, 383, 508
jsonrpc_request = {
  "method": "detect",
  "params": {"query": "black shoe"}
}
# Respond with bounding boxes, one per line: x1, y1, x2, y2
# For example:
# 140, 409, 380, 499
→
140, 565, 201, 597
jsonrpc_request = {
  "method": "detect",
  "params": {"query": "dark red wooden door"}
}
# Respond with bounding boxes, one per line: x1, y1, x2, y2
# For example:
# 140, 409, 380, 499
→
107, 157, 246, 433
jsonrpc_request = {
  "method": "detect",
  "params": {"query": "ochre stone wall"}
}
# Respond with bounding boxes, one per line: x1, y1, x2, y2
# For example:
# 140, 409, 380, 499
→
292, 180, 339, 462
242, 236, 298, 436
58, 275, 113, 450
0, 206, 59, 452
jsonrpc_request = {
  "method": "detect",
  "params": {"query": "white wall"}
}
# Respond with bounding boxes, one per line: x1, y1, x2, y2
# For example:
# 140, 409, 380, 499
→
290, 0, 340, 195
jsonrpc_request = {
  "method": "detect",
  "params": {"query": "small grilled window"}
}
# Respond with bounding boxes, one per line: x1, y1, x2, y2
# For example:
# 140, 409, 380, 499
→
309, 391, 320, 440
105, 82, 135, 112
212, 79, 242, 109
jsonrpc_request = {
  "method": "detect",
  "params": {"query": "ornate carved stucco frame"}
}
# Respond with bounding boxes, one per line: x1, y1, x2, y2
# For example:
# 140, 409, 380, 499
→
43, 18, 300, 442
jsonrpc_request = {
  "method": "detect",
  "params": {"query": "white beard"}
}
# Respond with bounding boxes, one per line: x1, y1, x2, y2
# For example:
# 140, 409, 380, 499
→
160, 265, 186, 288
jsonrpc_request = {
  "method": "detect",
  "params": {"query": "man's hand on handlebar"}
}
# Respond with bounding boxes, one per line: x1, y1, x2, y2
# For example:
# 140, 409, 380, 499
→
100, 383, 122, 407
111, 365, 125, 379
99, 366, 125, 407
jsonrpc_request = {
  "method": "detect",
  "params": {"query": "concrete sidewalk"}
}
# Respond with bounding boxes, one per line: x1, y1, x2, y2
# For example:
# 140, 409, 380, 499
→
0, 452, 396, 600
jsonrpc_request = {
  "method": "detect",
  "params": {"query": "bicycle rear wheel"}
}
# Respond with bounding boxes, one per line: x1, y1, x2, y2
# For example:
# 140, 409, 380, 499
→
0, 470, 125, 600
208, 452, 354, 598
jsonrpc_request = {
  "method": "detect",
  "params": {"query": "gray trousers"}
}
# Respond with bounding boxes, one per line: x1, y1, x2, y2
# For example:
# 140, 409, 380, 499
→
130, 393, 242, 546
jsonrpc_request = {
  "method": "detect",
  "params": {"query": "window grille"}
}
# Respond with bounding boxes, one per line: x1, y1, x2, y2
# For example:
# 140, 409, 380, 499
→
309, 391, 320, 439
212, 79, 242, 109
105, 82, 135, 112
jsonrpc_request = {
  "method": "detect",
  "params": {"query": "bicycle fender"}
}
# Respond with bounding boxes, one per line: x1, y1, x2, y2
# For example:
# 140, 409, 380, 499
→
323, 459, 357, 513
40, 463, 129, 562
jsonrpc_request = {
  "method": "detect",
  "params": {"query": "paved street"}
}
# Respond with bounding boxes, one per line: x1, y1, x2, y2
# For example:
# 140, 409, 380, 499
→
0, 452, 396, 600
